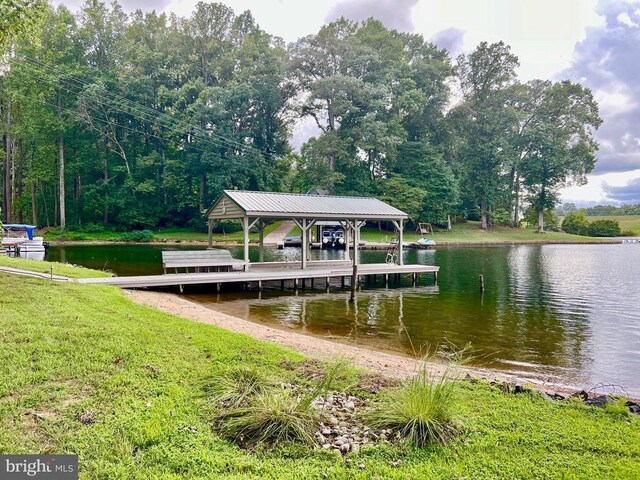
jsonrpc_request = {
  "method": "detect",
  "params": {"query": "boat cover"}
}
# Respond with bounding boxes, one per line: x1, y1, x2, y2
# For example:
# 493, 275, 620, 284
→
3, 224, 37, 240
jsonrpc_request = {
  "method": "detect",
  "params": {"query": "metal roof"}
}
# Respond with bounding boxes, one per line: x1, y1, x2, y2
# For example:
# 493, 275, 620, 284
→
208, 190, 407, 220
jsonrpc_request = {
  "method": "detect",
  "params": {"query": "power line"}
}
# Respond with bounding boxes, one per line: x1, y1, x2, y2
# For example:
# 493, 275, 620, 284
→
13, 54, 281, 159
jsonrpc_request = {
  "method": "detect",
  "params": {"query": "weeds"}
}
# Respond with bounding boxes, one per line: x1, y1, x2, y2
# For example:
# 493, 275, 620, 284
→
201, 366, 270, 409
214, 358, 349, 446
367, 367, 462, 447
218, 389, 322, 445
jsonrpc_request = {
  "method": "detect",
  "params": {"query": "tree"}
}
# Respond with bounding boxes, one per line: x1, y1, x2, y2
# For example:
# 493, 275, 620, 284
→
452, 41, 519, 230
519, 81, 602, 232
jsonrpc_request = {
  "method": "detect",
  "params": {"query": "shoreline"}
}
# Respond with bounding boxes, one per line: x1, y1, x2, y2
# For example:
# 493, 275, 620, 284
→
124, 289, 598, 399
47, 238, 622, 247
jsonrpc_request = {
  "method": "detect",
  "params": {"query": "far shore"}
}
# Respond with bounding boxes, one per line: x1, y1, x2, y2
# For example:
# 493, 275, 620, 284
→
46, 238, 622, 247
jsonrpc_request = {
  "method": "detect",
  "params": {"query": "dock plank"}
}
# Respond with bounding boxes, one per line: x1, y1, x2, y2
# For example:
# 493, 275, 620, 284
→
77, 263, 439, 289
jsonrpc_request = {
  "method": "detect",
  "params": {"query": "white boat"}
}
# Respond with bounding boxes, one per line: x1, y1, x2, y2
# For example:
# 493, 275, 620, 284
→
1, 224, 46, 253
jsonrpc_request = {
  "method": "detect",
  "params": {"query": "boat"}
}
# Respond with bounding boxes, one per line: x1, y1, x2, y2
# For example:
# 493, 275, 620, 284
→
1, 223, 47, 253
413, 237, 436, 249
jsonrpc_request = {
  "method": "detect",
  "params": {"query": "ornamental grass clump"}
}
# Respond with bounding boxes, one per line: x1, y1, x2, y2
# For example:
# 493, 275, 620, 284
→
216, 358, 348, 446
202, 366, 270, 409
367, 368, 461, 447
218, 389, 321, 445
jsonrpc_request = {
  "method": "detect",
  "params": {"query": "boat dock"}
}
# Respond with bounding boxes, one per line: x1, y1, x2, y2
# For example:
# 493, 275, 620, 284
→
78, 263, 439, 290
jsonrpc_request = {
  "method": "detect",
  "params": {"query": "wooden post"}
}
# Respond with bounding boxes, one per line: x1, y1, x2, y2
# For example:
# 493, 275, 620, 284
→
385, 274, 389, 286
341, 276, 345, 288
479, 274, 484, 292
301, 218, 308, 270
326, 276, 330, 292
258, 280, 262, 291
280, 279, 285, 290
242, 216, 250, 271
207, 219, 213, 249
412, 272, 416, 286
398, 218, 404, 265
349, 264, 358, 303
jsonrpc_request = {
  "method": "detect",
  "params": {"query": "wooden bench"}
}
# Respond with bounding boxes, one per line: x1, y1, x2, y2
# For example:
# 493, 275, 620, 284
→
161, 250, 247, 274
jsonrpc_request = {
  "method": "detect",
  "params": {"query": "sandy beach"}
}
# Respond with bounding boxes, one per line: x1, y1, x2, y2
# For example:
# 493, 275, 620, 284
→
125, 289, 582, 396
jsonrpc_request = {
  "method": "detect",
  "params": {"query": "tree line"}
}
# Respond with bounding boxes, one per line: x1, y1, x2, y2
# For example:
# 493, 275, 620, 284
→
0, 1, 602, 232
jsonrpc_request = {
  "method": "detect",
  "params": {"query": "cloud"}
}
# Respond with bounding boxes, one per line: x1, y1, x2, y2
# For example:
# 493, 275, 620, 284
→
430, 27, 465, 56
325, 0, 419, 31
565, 0, 640, 175
603, 177, 640, 203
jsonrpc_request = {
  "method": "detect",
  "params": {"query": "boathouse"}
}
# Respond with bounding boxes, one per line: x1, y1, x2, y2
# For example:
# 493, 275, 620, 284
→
205, 190, 408, 269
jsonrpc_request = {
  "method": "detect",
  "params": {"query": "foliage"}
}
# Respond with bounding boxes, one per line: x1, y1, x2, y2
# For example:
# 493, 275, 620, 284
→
367, 368, 461, 447
119, 229, 154, 242
562, 210, 590, 235
215, 358, 346, 446
202, 366, 270, 409
587, 219, 621, 237
562, 211, 621, 237
217, 389, 321, 446
0, 0, 47, 49
0, 2, 604, 241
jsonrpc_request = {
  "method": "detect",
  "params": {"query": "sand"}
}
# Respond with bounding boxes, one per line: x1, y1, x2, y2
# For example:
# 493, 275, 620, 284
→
125, 289, 571, 392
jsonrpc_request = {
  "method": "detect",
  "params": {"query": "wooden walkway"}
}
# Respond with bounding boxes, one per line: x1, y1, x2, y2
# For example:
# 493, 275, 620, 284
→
77, 263, 439, 289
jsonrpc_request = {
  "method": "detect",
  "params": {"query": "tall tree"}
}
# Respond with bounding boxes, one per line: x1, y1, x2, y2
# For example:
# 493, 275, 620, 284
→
519, 81, 602, 232
452, 41, 519, 229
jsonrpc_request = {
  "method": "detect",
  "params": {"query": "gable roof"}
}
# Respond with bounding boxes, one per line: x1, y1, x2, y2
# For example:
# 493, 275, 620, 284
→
206, 190, 407, 220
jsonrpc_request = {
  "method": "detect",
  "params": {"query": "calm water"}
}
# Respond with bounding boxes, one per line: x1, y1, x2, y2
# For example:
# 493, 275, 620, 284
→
46, 243, 640, 394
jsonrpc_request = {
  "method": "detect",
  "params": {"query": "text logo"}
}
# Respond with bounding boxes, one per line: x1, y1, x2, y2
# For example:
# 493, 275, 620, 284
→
0, 455, 78, 480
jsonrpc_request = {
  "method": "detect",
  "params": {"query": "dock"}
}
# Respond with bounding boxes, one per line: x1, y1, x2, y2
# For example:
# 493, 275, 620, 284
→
77, 263, 439, 290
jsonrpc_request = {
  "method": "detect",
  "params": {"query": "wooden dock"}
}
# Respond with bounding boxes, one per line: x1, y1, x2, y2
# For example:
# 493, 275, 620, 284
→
77, 263, 439, 290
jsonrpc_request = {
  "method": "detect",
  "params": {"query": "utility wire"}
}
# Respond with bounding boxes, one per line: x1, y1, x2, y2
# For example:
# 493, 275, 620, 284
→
13, 54, 280, 159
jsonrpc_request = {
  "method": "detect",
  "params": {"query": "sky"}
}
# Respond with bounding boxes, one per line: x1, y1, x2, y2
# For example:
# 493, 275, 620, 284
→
52, 0, 640, 206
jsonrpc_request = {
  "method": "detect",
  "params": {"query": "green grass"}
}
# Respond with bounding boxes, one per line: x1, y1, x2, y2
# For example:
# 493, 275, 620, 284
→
44, 222, 283, 243
359, 221, 619, 244
588, 215, 640, 235
1, 271, 639, 478
0, 255, 111, 279
367, 368, 460, 447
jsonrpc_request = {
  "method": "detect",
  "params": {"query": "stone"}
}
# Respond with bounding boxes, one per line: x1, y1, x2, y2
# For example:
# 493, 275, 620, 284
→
321, 428, 332, 436
570, 390, 589, 401
334, 437, 345, 446
585, 394, 615, 408
340, 443, 351, 454
322, 443, 331, 449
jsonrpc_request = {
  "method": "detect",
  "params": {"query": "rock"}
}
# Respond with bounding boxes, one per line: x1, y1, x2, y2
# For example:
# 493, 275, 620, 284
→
585, 395, 615, 408
78, 409, 96, 425
340, 443, 351, 454
334, 437, 345, 446
570, 390, 589, 401
344, 401, 355, 410
625, 401, 640, 415
322, 443, 331, 449
321, 428, 332, 436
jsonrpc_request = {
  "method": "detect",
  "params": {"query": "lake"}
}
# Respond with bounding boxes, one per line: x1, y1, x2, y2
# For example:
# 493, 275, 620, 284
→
46, 243, 640, 395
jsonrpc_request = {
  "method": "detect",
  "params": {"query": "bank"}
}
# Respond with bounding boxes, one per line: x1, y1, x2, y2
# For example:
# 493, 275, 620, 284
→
0, 261, 639, 479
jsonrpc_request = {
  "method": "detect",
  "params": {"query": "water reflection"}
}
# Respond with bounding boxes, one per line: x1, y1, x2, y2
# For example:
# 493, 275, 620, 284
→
45, 243, 640, 395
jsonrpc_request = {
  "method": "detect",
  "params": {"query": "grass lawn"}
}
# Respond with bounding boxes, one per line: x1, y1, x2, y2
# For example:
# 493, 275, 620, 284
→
1, 271, 639, 478
0, 255, 111, 279
588, 215, 640, 235
359, 221, 618, 244
43, 222, 283, 243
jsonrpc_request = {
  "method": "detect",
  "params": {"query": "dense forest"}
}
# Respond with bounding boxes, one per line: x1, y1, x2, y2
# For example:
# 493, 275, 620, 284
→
1, 1, 602, 232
